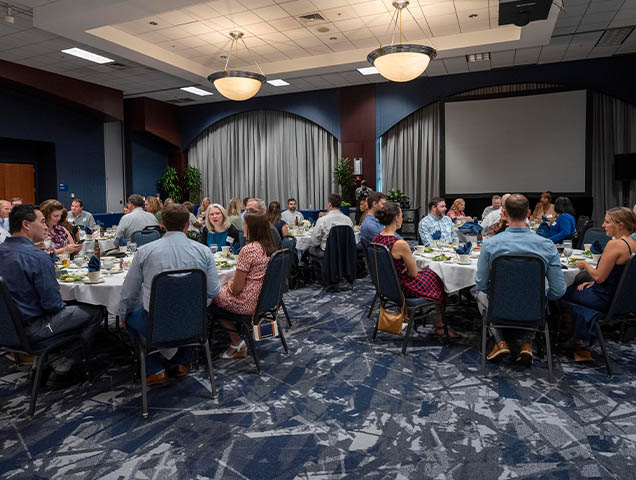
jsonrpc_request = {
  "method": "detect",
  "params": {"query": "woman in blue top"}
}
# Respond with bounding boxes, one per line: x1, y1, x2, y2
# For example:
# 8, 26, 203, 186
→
199, 203, 241, 253
549, 196, 576, 244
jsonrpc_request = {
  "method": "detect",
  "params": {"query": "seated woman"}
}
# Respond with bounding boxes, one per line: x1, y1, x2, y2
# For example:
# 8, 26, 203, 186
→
372, 202, 458, 338
213, 214, 277, 358
562, 207, 636, 357
227, 197, 243, 231
448, 198, 470, 222
266, 201, 288, 239
530, 191, 556, 223
197, 197, 211, 221
199, 203, 241, 253
356, 195, 369, 225
549, 196, 576, 244
40, 199, 82, 256
145, 196, 163, 223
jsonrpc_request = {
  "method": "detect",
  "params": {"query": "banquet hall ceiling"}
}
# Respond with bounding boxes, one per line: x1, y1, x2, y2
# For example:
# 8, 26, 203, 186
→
0, 0, 634, 104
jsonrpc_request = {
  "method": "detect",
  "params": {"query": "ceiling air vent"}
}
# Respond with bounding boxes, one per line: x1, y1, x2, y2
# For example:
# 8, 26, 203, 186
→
298, 12, 326, 23
167, 98, 196, 104
595, 26, 635, 47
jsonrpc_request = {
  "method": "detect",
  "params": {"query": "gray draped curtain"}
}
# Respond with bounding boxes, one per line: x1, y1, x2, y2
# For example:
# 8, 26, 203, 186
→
590, 92, 636, 225
188, 110, 341, 208
381, 102, 440, 211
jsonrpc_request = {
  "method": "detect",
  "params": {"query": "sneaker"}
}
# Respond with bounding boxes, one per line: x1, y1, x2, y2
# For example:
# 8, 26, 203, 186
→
515, 344, 533, 366
487, 341, 510, 362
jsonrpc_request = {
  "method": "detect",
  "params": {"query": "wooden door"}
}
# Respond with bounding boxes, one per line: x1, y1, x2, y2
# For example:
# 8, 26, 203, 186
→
0, 163, 36, 203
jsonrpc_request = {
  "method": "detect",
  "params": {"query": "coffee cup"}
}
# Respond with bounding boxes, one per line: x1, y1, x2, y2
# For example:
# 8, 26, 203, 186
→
584, 243, 592, 252
87, 271, 100, 282
221, 246, 231, 255
119, 246, 128, 253
458, 254, 471, 264
415, 245, 427, 255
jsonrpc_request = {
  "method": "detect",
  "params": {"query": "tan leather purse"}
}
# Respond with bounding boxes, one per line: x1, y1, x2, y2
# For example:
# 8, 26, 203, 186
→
373, 244, 405, 335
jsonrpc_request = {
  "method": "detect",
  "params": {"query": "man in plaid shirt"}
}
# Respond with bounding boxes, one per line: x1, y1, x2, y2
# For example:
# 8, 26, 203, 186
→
418, 197, 457, 246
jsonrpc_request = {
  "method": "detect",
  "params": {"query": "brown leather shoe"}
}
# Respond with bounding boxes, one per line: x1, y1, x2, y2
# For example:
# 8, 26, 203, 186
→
487, 341, 510, 362
176, 363, 192, 378
146, 371, 170, 387
515, 343, 533, 366
7, 352, 36, 366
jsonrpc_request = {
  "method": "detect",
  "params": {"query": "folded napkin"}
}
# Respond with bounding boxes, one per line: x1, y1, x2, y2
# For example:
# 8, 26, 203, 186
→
88, 255, 101, 272
118, 237, 128, 247
536, 222, 550, 238
432, 230, 442, 240
451, 216, 457, 223
458, 221, 483, 235
591, 240, 604, 254
541, 216, 549, 222
456, 241, 472, 255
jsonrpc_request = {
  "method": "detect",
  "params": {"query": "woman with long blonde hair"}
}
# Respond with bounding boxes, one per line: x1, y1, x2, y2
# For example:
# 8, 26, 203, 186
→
226, 197, 243, 230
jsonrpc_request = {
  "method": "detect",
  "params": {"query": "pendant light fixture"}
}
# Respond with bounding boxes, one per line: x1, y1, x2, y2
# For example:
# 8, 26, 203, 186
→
367, 0, 437, 82
208, 31, 266, 101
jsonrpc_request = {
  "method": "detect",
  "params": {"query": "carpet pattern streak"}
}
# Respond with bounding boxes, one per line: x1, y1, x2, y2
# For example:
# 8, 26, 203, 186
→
1, 283, 636, 479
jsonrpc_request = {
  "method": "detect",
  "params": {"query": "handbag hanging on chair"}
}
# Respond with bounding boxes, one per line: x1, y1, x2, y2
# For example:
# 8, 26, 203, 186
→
373, 246, 405, 335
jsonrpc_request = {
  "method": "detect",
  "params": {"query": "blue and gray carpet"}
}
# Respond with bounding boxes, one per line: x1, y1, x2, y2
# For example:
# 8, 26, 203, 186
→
2, 282, 636, 479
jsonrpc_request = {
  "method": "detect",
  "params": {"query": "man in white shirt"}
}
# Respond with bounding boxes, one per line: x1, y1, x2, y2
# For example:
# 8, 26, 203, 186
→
281, 198, 304, 226
481, 195, 502, 221
308, 193, 353, 256
114, 194, 159, 245
67, 199, 96, 230
245, 198, 282, 248
481, 193, 511, 234
0, 200, 11, 233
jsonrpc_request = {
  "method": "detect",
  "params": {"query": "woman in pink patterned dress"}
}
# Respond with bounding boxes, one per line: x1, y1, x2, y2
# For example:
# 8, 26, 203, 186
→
213, 214, 277, 359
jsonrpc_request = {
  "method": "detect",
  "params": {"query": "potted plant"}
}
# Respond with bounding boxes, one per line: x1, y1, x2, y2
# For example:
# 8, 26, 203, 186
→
157, 166, 183, 203
333, 157, 356, 204
340, 201, 351, 217
184, 166, 202, 204
387, 188, 410, 209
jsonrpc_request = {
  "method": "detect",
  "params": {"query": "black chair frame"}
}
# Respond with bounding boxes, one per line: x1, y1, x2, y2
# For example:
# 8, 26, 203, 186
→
131, 229, 161, 247
137, 268, 216, 418
480, 254, 554, 382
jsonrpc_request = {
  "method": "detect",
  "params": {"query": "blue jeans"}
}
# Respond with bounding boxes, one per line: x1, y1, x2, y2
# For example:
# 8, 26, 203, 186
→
126, 307, 193, 375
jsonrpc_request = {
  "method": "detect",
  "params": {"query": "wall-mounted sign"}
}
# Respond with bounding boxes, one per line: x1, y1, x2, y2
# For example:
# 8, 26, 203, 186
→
353, 157, 362, 176
58, 184, 68, 191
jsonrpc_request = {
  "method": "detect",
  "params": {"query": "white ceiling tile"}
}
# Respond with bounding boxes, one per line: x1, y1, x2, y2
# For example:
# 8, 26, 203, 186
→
427, 13, 461, 27
156, 9, 197, 26
454, 0, 489, 13
321, 6, 359, 22
350, 1, 390, 16
343, 27, 374, 39
184, 3, 218, 20
243, 22, 279, 36
422, 2, 456, 16
586, 0, 623, 13
154, 26, 191, 40
268, 17, 304, 31
430, 23, 461, 37
179, 21, 215, 36
283, 27, 318, 40
253, 4, 289, 21
360, 13, 389, 27
207, 0, 248, 15
227, 10, 264, 26
280, 0, 318, 16
333, 18, 364, 32
350, 36, 380, 48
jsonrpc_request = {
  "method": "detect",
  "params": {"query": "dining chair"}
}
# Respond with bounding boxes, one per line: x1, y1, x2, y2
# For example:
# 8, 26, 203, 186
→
136, 268, 216, 418
362, 242, 379, 319
209, 249, 291, 373
573, 216, 593, 249
280, 237, 297, 328
581, 228, 611, 251
322, 226, 357, 289
0, 276, 89, 417
480, 254, 554, 382
131, 229, 160, 246
367, 243, 442, 354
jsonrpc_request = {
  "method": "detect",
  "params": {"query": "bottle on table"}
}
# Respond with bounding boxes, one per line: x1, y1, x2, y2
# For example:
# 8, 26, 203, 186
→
94, 239, 101, 259
295, 217, 299, 227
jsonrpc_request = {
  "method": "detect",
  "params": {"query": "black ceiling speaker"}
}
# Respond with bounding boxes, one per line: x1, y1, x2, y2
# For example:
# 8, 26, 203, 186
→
499, 0, 552, 27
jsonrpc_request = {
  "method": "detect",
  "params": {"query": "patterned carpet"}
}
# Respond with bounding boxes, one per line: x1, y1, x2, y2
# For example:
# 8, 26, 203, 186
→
2, 281, 636, 479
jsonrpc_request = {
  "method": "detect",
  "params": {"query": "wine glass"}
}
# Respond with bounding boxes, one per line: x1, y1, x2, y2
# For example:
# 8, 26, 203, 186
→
128, 242, 137, 255
103, 257, 114, 277
556, 244, 565, 257
564, 245, 573, 263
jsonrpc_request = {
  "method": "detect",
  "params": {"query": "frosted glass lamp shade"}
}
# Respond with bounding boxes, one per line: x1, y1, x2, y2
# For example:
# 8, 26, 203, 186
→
367, 44, 437, 82
208, 70, 266, 101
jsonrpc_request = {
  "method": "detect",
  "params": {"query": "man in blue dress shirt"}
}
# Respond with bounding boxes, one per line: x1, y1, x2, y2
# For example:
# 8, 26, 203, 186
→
0, 204, 102, 384
474, 194, 566, 365
418, 197, 457, 246
120, 204, 221, 387
360, 192, 388, 245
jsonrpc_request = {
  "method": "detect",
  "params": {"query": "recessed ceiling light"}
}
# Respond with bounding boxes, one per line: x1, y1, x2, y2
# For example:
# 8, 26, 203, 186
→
469, 13, 478, 18
267, 79, 290, 87
357, 66, 379, 75
317, 26, 330, 33
329, 36, 338, 40
149, 21, 158, 26
180, 86, 214, 96
61, 48, 114, 64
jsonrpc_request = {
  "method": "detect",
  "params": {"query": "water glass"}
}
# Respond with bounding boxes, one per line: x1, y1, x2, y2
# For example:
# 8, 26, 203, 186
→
103, 258, 114, 276
210, 244, 218, 255
128, 242, 137, 255
564, 246, 573, 261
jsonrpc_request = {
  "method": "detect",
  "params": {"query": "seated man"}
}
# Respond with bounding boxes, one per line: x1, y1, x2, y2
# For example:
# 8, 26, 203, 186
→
0, 204, 102, 385
481, 194, 511, 234
119, 204, 221, 386
245, 197, 282, 249
114, 194, 159, 245
281, 197, 304, 226
360, 192, 388, 245
0, 199, 11, 232
481, 195, 502, 221
474, 194, 566, 365
67, 198, 96, 230
418, 196, 457, 246
306, 193, 353, 263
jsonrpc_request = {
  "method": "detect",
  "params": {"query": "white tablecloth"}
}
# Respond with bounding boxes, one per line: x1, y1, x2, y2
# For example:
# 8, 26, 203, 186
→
59, 258, 235, 315
80, 237, 116, 255
414, 249, 582, 293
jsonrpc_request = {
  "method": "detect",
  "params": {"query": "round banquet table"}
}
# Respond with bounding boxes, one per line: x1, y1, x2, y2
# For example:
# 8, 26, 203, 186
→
59, 256, 236, 315
414, 248, 583, 293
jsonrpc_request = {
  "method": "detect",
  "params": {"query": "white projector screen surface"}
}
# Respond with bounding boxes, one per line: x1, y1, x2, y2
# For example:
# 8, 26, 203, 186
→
444, 90, 586, 194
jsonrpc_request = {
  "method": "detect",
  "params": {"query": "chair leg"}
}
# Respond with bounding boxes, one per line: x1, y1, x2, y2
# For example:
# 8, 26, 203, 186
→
544, 324, 555, 383
139, 345, 149, 418
245, 329, 261, 373
371, 299, 381, 341
401, 308, 415, 355
281, 299, 292, 329
278, 320, 289, 353
481, 315, 488, 376
367, 293, 378, 319
28, 352, 48, 418
203, 341, 217, 399
79, 341, 90, 383
595, 322, 612, 377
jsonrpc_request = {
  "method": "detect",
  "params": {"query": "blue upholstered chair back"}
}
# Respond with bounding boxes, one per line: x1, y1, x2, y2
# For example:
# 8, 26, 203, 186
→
281, 236, 296, 252
0, 276, 29, 351
582, 228, 611, 251
368, 243, 404, 305
611, 254, 636, 316
131, 230, 160, 246
147, 269, 207, 347
487, 255, 546, 328
255, 250, 291, 316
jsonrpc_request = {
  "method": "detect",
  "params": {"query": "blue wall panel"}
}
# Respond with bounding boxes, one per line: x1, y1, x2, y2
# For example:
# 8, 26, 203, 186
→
0, 86, 106, 211
129, 133, 170, 198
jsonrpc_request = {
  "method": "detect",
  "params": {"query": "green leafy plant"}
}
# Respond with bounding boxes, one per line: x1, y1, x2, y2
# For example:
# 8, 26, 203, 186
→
341, 201, 351, 206
333, 157, 356, 202
157, 166, 183, 203
387, 189, 410, 208
184, 166, 202, 204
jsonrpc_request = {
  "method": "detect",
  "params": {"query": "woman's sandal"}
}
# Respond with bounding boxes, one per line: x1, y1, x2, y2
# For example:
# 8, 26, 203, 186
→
220, 340, 247, 359
434, 326, 462, 340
